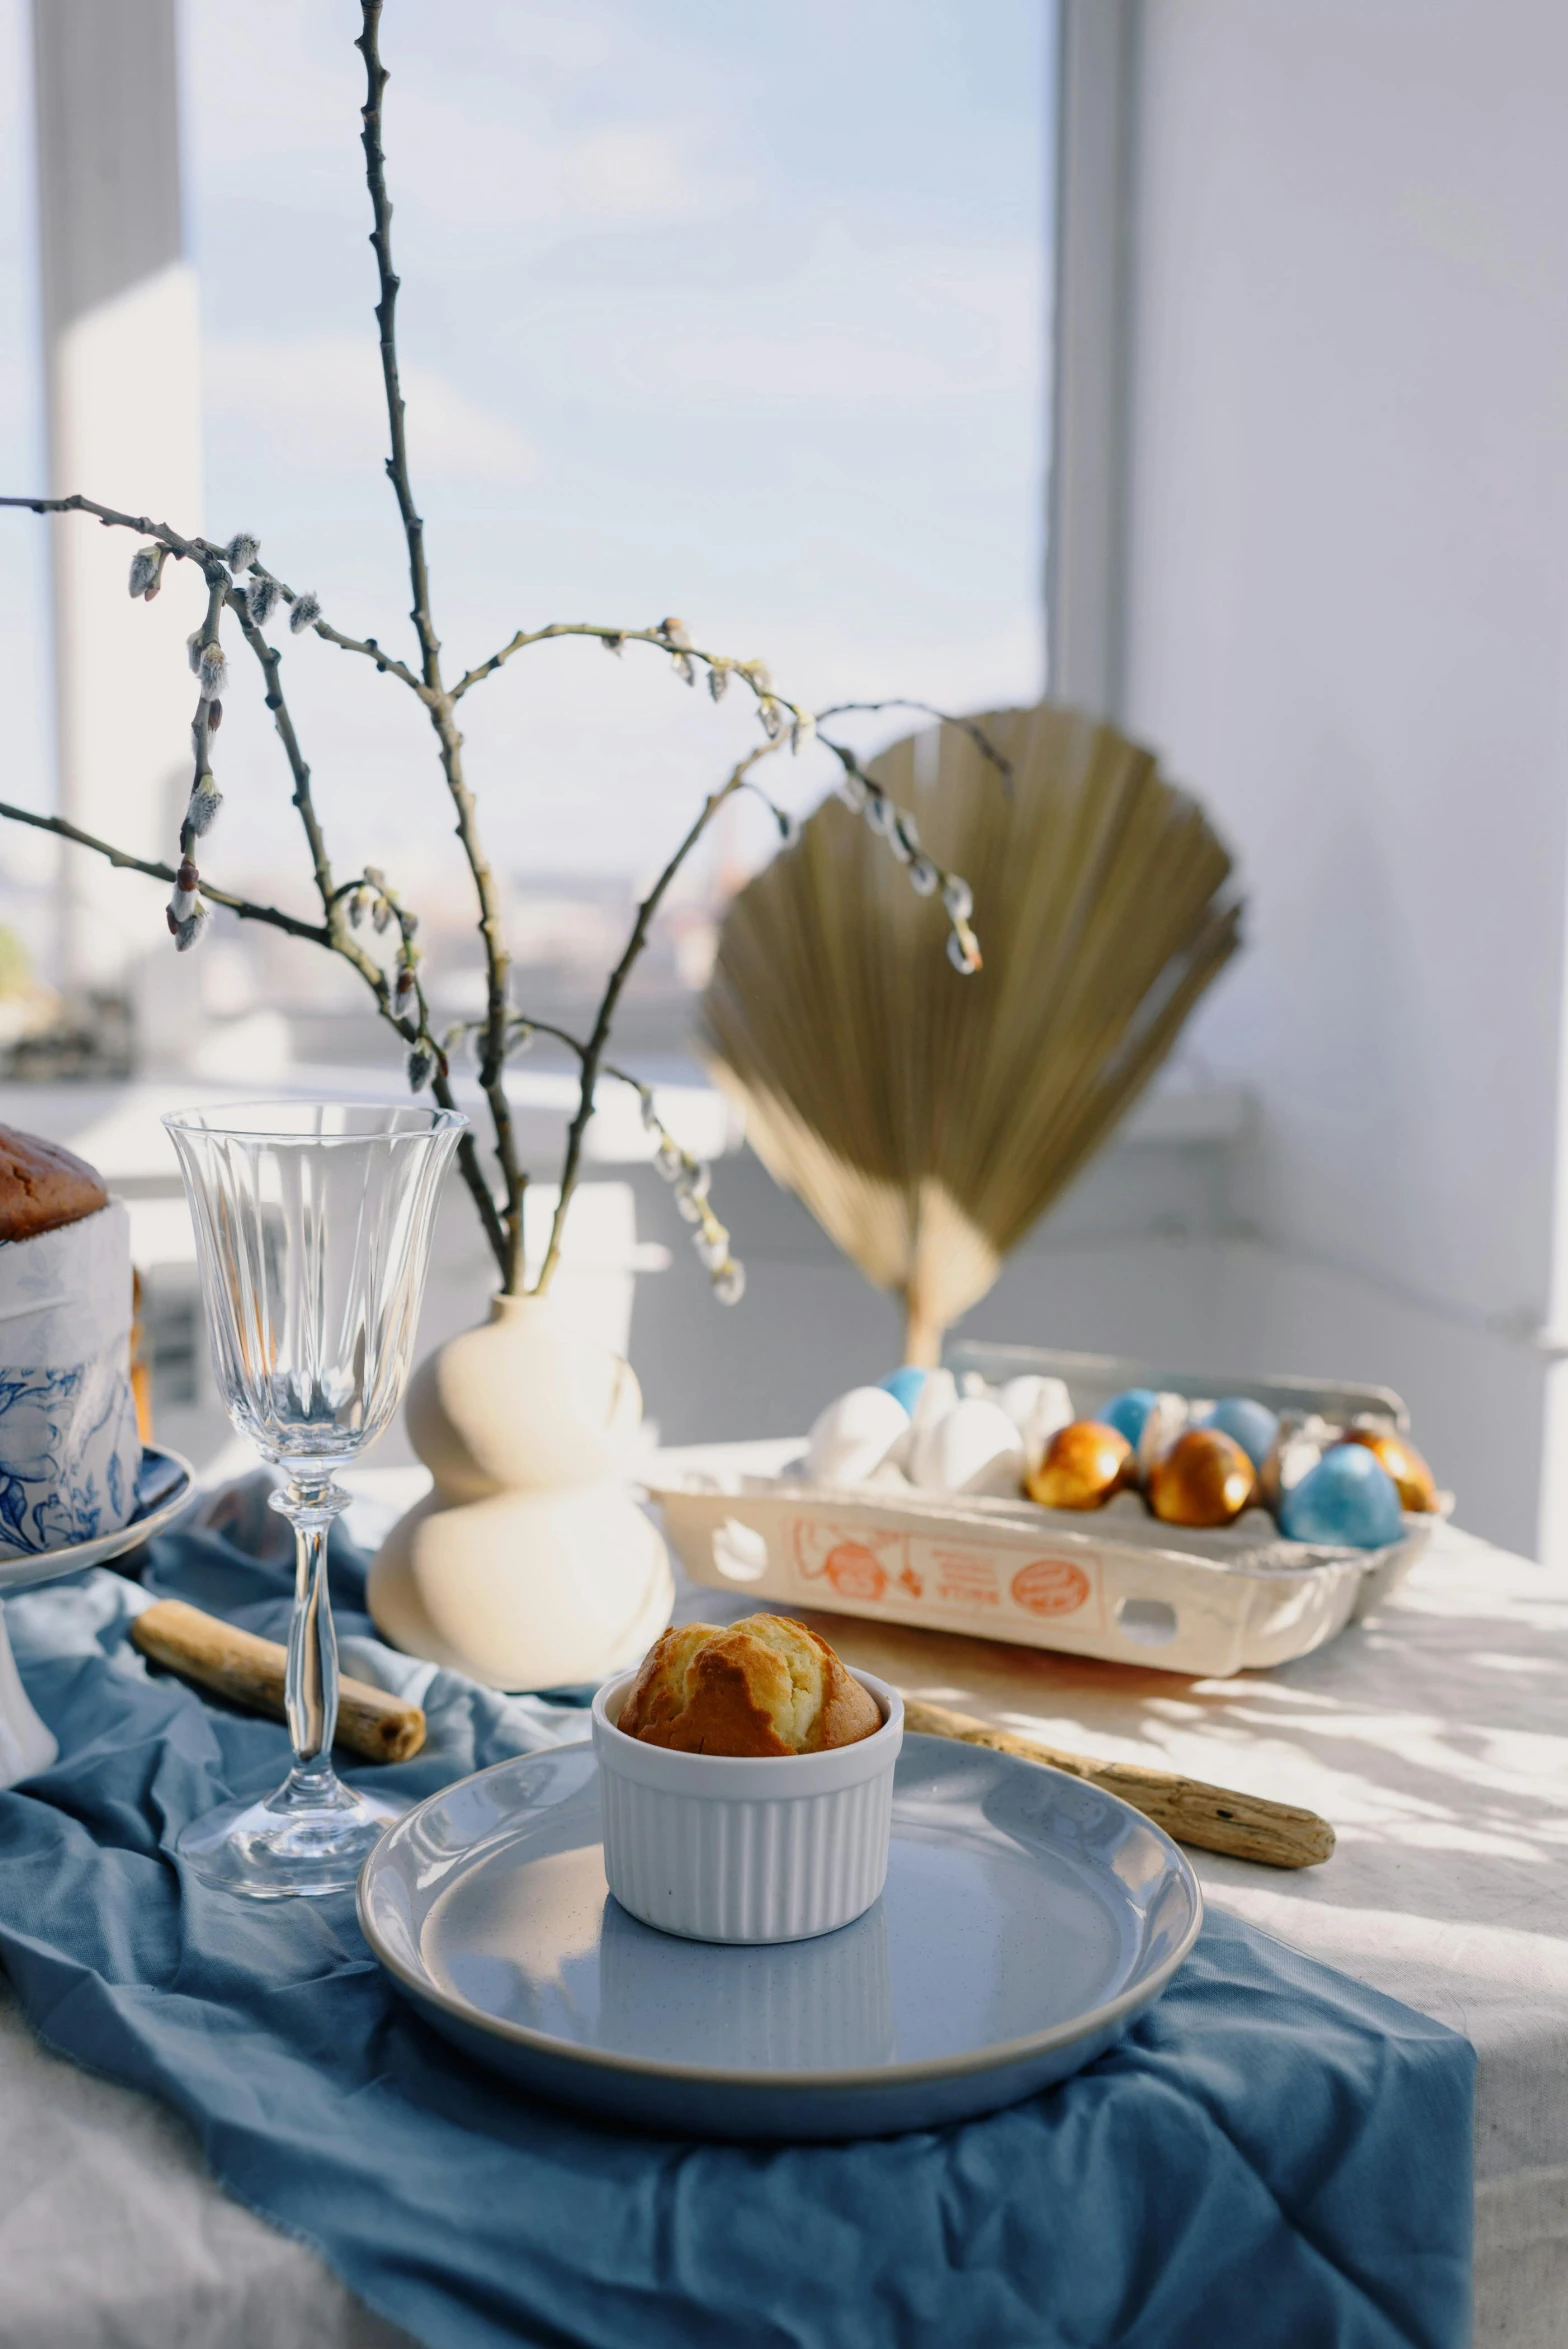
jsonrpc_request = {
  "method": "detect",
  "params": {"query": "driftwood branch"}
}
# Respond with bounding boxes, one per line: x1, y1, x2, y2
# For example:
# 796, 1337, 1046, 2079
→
132, 1598, 425, 1764
902, 1699, 1336, 1870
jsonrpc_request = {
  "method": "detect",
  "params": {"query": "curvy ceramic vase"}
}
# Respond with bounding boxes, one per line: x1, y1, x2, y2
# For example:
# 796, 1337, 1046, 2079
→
366, 1294, 674, 1691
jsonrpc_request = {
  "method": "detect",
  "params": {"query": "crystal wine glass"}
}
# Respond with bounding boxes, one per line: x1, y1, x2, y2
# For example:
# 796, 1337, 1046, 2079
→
163, 1101, 465, 1897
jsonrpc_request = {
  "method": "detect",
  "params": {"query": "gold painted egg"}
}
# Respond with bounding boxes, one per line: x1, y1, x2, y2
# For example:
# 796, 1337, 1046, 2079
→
1341, 1427, 1438, 1514
1147, 1427, 1256, 1528
1026, 1420, 1133, 1510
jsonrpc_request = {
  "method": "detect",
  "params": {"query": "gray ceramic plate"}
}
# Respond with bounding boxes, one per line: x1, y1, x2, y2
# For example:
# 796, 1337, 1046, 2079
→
358, 1734, 1202, 2140
0, 1447, 195, 1593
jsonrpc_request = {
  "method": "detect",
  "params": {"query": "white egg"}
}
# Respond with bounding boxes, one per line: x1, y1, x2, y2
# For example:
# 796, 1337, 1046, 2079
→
909, 1367, 958, 1428
804, 1387, 911, 1485
888, 1367, 959, 1471
997, 1376, 1074, 1472
1135, 1392, 1193, 1479
908, 1398, 1026, 1497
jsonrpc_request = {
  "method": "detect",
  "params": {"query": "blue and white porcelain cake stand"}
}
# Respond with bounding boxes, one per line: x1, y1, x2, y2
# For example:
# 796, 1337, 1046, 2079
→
0, 1447, 194, 1786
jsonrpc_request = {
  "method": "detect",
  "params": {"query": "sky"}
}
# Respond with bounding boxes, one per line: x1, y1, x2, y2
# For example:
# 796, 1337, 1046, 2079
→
0, 0, 1051, 892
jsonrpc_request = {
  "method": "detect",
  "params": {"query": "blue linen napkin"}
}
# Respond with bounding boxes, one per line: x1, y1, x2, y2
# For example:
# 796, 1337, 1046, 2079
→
0, 1524, 1474, 2349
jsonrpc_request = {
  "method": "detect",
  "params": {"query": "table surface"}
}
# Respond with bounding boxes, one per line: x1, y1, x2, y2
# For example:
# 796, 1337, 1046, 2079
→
3, 1501, 1566, 2349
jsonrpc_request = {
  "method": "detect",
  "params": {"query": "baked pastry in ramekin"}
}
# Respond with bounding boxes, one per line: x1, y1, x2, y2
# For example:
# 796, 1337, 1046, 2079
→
618, 1613, 882, 1756
593, 1614, 902, 1944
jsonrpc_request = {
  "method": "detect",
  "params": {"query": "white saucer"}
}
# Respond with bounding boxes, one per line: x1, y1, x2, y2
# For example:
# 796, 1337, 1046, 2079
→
0, 1447, 195, 1594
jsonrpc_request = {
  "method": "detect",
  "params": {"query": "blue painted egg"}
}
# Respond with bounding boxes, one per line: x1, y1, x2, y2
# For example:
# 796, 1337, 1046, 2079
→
1278, 1444, 1403, 1549
1204, 1396, 1280, 1471
878, 1366, 929, 1415
1103, 1387, 1160, 1447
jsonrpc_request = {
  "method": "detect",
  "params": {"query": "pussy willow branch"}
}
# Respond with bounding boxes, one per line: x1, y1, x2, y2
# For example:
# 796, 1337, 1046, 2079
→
356, 0, 524, 1290
0, 800, 329, 944
231, 607, 508, 1270
0, 485, 955, 1287
3, 5, 963, 1307
451, 620, 811, 734
0, 495, 811, 734
248, 562, 423, 691
182, 568, 227, 873
535, 739, 781, 1292
0, 501, 821, 1289
815, 700, 1013, 790
487, 1012, 669, 1125
0, 493, 423, 689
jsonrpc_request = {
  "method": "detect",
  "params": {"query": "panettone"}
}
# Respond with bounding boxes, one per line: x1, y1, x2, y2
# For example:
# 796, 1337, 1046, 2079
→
0, 1123, 139, 1558
0, 1126, 109, 1245
618, 1612, 881, 1756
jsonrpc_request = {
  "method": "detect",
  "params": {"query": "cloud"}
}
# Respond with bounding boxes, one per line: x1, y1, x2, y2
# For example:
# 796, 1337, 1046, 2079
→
386, 92, 743, 236
204, 335, 538, 487
564, 126, 708, 222
183, 1, 743, 242
494, 7, 618, 75
572, 240, 1042, 407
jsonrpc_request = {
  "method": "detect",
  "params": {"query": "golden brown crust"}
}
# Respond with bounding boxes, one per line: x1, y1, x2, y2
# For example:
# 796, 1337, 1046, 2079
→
0, 1124, 109, 1245
618, 1613, 881, 1756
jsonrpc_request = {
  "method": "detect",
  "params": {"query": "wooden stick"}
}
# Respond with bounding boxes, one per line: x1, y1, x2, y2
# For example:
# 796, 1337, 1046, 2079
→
902, 1697, 1334, 1869
131, 1599, 425, 1765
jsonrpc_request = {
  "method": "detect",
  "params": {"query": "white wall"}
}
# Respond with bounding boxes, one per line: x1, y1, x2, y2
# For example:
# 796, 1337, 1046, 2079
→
1117, 0, 1568, 1556
32, 0, 203, 987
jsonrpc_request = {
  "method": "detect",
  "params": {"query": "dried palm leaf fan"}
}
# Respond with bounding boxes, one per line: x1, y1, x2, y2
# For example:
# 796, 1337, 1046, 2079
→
699, 703, 1243, 1365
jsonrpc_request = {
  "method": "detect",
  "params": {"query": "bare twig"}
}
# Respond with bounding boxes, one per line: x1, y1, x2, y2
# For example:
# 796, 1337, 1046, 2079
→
233, 608, 338, 918
815, 699, 1014, 790
0, 492, 204, 559
491, 1014, 741, 1298
356, 0, 525, 1290
535, 740, 782, 1292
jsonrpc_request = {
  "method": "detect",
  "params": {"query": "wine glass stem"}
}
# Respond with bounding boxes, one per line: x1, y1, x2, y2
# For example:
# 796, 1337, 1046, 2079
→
276, 1475, 348, 1790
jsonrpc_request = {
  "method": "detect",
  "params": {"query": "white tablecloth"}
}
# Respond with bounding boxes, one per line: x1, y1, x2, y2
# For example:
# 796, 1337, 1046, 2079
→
2, 1514, 1565, 2347
785, 1522, 1568, 2348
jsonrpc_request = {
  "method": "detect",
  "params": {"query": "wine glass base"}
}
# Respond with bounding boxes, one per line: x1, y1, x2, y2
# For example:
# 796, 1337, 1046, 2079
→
177, 1772, 406, 1899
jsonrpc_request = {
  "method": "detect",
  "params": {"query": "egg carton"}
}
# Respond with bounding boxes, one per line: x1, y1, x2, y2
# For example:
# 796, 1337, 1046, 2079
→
650, 1346, 1448, 1679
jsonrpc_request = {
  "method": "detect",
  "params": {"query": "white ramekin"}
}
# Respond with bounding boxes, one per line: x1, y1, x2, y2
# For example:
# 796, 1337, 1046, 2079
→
591, 1667, 903, 1944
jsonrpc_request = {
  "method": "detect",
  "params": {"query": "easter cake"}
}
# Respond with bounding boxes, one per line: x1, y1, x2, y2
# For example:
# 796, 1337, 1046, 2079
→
0, 1124, 142, 1558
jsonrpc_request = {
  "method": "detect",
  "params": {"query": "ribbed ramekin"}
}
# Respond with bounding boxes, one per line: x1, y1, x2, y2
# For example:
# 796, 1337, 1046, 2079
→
591, 1668, 902, 1944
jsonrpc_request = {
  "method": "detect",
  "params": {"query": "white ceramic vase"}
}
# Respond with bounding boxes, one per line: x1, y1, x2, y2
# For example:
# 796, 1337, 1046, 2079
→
366, 1294, 674, 1691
